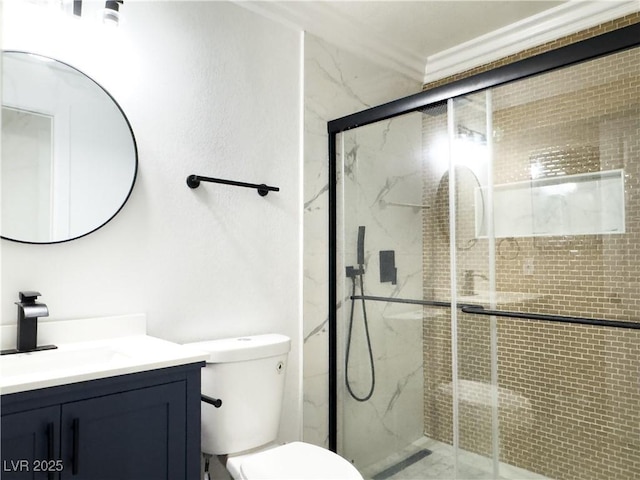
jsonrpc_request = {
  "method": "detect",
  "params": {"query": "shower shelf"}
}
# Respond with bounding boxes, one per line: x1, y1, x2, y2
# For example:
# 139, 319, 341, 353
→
386, 202, 430, 209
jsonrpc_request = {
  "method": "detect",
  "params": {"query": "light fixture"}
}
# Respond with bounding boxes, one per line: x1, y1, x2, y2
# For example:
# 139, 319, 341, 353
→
103, 0, 123, 26
457, 125, 487, 145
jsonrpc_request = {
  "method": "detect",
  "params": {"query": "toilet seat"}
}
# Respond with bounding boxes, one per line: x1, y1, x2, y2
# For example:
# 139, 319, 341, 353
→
226, 441, 363, 479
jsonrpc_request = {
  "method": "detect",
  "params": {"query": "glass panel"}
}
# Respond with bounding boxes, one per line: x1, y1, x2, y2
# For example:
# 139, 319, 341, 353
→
489, 45, 640, 480
338, 109, 450, 478
421, 102, 458, 479
451, 92, 499, 479
335, 43, 639, 480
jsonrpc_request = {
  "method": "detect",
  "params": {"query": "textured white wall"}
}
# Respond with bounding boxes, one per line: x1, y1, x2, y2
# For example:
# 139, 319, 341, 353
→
1, 1, 302, 442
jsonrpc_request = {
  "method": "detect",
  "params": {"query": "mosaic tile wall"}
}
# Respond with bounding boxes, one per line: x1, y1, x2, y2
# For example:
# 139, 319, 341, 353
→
422, 19, 640, 480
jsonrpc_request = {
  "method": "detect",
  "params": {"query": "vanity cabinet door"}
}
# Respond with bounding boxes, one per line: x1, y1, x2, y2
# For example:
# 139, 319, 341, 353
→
1, 406, 61, 480
60, 381, 186, 480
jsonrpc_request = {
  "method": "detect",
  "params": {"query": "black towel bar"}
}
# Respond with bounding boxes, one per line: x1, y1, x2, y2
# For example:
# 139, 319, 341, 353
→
186, 174, 279, 197
201, 395, 222, 408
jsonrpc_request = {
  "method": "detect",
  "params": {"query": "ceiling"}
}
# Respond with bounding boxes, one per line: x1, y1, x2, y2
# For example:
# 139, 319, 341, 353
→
240, 0, 566, 82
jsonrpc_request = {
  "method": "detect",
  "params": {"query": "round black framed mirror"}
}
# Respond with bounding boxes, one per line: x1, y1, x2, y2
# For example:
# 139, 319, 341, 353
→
1, 51, 137, 244
434, 165, 484, 250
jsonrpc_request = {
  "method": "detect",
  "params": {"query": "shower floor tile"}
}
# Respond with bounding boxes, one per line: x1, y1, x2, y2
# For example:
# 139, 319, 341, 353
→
361, 437, 552, 480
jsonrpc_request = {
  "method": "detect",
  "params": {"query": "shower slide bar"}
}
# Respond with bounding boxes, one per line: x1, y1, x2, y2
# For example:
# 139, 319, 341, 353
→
351, 295, 640, 330
186, 174, 279, 197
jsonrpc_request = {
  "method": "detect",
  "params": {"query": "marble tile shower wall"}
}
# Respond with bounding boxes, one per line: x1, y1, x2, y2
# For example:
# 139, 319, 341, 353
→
339, 113, 425, 468
421, 39, 640, 480
302, 34, 420, 450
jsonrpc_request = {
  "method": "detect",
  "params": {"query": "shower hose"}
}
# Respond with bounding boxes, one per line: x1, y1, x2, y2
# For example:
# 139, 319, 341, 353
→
345, 272, 375, 402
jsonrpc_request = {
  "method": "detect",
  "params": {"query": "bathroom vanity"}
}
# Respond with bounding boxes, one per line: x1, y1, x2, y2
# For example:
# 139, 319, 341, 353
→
2, 364, 201, 480
0, 314, 208, 480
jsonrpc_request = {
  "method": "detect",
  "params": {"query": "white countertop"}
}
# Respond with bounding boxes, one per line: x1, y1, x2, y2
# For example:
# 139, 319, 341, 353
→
0, 314, 208, 395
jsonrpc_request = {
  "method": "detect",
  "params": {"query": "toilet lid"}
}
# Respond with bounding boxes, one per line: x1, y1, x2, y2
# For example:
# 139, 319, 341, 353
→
240, 442, 362, 479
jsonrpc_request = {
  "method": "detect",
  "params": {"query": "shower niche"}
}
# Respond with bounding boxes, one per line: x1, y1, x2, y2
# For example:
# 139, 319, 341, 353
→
477, 169, 625, 238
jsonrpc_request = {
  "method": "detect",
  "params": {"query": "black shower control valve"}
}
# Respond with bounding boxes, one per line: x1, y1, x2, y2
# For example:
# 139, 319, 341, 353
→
379, 250, 397, 285
346, 266, 364, 278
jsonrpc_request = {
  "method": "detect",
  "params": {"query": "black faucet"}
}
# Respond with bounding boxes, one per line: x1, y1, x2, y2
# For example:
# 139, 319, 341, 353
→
16, 291, 50, 352
1, 291, 57, 355
461, 270, 489, 296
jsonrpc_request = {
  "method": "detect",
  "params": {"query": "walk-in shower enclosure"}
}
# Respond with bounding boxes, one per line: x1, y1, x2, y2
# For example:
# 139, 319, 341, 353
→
328, 24, 640, 480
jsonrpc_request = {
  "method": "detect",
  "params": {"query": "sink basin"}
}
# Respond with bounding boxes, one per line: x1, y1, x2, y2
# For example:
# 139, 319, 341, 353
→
458, 290, 540, 305
0, 345, 130, 378
0, 332, 209, 395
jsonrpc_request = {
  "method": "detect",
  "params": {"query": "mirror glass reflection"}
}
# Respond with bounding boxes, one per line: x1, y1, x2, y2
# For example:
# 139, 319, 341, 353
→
1, 51, 137, 244
435, 165, 484, 250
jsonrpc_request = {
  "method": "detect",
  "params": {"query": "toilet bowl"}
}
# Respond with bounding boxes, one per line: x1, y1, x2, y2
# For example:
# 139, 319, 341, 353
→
186, 334, 362, 480
226, 441, 361, 479
437, 379, 533, 443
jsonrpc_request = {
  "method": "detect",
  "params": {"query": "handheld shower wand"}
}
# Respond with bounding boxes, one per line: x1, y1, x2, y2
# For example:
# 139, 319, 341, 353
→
357, 225, 365, 266
345, 226, 375, 402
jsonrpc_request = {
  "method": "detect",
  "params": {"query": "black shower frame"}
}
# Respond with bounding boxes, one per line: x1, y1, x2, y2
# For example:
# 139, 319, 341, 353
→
326, 22, 640, 453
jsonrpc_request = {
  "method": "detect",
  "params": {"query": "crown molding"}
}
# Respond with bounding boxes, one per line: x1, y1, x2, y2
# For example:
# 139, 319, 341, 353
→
234, 0, 427, 83
424, 0, 640, 84
237, 1, 639, 86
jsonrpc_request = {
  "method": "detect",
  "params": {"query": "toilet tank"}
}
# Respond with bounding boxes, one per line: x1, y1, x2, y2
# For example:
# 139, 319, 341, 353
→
186, 334, 291, 455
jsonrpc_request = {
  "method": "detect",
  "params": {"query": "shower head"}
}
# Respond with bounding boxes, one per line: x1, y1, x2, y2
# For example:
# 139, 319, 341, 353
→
357, 226, 365, 266
419, 101, 447, 117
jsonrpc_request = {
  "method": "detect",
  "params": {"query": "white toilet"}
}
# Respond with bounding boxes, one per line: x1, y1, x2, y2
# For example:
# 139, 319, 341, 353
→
186, 334, 362, 480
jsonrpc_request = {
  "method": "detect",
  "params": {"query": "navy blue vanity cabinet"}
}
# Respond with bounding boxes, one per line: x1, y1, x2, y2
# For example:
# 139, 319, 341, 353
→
60, 382, 186, 479
1, 406, 60, 480
1, 363, 204, 480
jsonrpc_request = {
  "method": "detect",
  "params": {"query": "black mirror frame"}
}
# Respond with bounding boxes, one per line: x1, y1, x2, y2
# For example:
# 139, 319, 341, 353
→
1, 50, 138, 245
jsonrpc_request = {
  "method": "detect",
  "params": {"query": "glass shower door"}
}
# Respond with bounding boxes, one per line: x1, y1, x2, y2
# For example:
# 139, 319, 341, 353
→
448, 92, 500, 480
334, 40, 640, 480
336, 100, 502, 479
337, 110, 428, 476
482, 46, 640, 480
